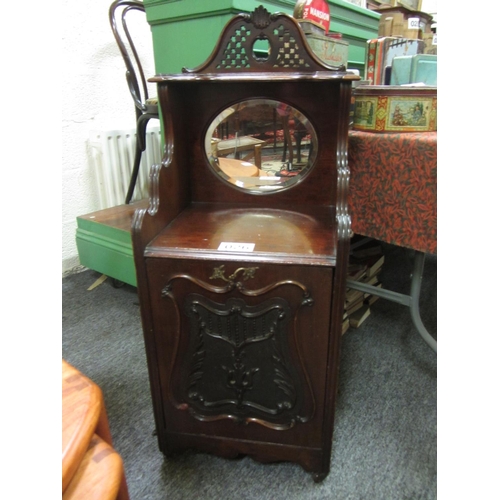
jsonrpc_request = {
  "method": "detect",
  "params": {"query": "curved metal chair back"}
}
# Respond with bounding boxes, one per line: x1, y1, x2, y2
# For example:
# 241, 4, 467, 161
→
109, 0, 159, 204
109, 0, 151, 114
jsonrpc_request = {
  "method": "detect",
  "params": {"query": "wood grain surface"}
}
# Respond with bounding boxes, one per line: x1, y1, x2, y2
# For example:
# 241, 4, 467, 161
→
62, 360, 104, 492
62, 434, 123, 500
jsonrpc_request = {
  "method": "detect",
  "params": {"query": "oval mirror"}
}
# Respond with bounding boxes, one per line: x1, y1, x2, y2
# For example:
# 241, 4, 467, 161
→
205, 98, 318, 194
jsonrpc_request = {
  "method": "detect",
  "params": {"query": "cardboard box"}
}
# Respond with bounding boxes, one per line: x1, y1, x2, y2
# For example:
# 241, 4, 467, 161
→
376, 6, 433, 40
422, 32, 437, 55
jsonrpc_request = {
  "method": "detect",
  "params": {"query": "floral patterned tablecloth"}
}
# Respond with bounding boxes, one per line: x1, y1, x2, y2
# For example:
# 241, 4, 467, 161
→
348, 130, 437, 255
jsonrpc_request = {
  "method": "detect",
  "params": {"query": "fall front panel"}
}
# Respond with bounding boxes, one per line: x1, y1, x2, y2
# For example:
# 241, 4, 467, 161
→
145, 258, 336, 449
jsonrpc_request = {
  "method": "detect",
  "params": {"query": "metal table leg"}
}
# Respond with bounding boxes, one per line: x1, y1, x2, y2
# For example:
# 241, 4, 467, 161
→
346, 250, 437, 352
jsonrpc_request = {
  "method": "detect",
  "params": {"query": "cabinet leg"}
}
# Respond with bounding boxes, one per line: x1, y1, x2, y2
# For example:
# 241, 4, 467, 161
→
312, 471, 328, 483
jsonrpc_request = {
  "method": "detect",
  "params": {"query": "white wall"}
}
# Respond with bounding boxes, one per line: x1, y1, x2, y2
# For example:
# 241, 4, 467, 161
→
420, 0, 437, 23
62, 0, 156, 274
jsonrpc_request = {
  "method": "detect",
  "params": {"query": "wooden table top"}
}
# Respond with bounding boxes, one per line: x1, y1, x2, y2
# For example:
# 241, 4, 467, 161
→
218, 157, 260, 178
62, 434, 123, 500
217, 135, 265, 154
62, 360, 103, 492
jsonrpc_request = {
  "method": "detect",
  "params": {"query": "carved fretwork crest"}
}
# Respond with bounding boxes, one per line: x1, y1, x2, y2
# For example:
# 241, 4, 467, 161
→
182, 3, 339, 73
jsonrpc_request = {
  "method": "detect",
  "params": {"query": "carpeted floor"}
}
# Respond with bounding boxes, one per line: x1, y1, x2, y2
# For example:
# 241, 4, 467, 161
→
62, 242, 436, 500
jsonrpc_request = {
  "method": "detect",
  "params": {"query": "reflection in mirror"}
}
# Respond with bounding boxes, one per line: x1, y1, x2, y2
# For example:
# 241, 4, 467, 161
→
205, 99, 318, 194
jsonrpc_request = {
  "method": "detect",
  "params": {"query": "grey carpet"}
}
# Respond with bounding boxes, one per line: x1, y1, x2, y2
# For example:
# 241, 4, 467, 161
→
62, 242, 436, 499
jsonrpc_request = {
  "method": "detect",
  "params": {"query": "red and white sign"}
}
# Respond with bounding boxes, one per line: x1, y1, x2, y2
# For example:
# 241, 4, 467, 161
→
294, 0, 331, 33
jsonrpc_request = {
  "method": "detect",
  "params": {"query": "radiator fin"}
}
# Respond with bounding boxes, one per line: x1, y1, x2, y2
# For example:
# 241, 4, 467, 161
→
89, 126, 162, 208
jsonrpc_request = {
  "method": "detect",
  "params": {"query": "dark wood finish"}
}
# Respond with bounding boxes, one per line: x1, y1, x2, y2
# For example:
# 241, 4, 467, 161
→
132, 6, 357, 482
78, 200, 148, 232
184, 5, 346, 74
145, 203, 338, 266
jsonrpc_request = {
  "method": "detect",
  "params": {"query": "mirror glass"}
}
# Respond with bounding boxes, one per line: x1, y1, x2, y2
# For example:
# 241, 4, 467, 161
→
205, 99, 318, 194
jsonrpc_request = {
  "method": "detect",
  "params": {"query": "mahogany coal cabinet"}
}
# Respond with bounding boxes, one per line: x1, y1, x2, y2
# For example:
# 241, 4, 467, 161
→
132, 6, 358, 482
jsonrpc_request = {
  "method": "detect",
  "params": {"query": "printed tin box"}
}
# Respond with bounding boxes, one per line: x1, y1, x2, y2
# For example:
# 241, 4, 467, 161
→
353, 85, 437, 132
305, 32, 349, 68
390, 54, 437, 86
299, 20, 349, 68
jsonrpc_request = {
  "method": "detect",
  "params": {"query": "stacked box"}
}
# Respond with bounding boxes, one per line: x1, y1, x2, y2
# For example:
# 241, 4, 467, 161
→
422, 32, 437, 55
376, 6, 433, 40
390, 54, 437, 86
365, 37, 424, 84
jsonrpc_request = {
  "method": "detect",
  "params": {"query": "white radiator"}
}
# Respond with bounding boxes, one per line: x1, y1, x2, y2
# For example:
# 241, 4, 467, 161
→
89, 126, 163, 208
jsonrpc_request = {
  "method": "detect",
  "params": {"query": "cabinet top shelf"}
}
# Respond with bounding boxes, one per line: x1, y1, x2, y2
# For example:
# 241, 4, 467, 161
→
145, 202, 339, 266
149, 72, 358, 83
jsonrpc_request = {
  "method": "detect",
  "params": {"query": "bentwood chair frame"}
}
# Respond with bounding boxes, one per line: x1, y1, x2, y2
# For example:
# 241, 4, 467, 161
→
109, 0, 159, 204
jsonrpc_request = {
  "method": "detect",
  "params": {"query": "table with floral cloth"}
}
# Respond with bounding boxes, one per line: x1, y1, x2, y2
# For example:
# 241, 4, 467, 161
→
348, 130, 437, 255
347, 130, 437, 351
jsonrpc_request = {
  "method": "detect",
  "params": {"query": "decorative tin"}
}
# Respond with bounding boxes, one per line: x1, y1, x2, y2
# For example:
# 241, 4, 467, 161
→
293, 0, 331, 33
390, 54, 437, 86
304, 32, 349, 67
365, 37, 424, 85
353, 85, 437, 132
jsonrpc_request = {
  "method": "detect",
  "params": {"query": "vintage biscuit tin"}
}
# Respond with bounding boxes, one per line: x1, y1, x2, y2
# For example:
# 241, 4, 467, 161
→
353, 85, 437, 132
